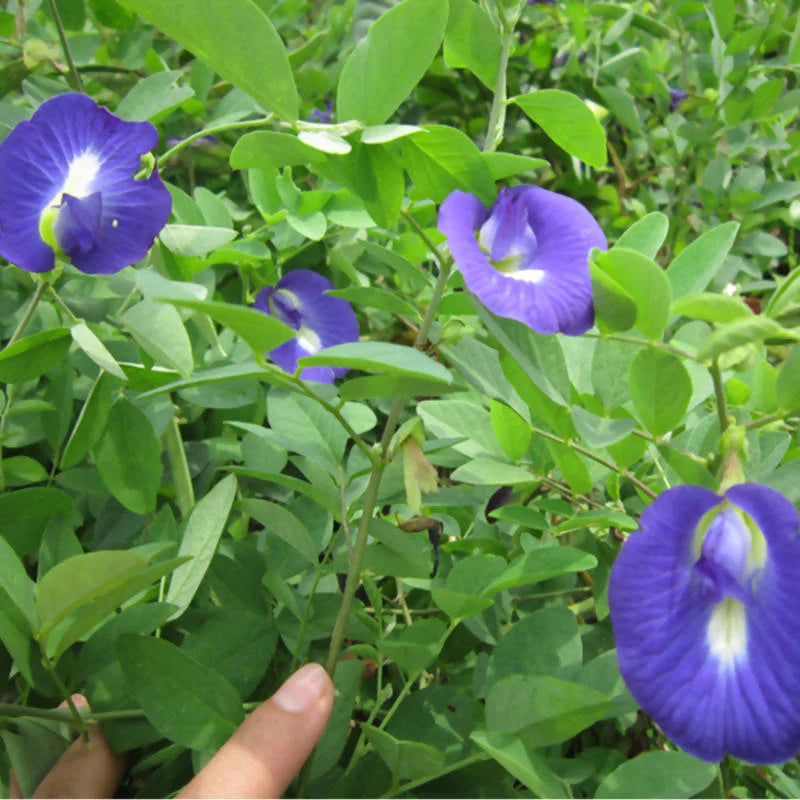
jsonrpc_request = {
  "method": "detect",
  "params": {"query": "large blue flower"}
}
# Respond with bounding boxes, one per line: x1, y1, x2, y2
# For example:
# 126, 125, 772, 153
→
437, 186, 605, 335
609, 483, 800, 763
0, 93, 171, 275
254, 269, 359, 383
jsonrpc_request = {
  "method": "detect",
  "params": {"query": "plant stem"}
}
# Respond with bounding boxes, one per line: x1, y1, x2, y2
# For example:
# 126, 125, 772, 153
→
529, 424, 658, 498
483, 23, 514, 152
40, 651, 87, 735
401, 210, 447, 272
0, 703, 144, 724
744, 411, 788, 430
379, 753, 490, 798
45, 0, 83, 92
582, 331, 697, 361
48, 285, 80, 323
6, 278, 47, 348
164, 409, 195, 518
631, 428, 709, 465
155, 117, 274, 169
710, 360, 729, 433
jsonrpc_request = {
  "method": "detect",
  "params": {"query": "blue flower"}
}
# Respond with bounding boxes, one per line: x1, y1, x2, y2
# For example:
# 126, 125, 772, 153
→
0, 93, 171, 275
254, 269, 359, 383
669, 88, 689, 112
309, 102, 334, 124
609, 483, 800, 764
437, 186, 605, 335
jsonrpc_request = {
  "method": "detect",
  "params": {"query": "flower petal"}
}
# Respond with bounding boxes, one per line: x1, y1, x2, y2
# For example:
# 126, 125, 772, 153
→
0, 93, 169, 274
610, 483, 800, 763
438, 187, 604, 335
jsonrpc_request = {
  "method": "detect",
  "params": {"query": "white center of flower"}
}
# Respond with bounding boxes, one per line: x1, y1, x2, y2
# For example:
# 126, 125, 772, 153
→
47, 151, 101, 208
296, 326, 321, 354
508, 268, 546, 284
707, 596, 747, 665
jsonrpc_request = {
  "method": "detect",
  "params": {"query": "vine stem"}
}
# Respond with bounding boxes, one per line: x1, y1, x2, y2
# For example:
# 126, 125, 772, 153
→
582, 331, 697, 361
45, 0, 83, 92
379, 753, 490, 799
164, 409, 195, 518
710, 360, 729, 433
155, 117, 274, 169
529, 423, 657, 499
6, 278, 47, 348
483, 22, 514, 152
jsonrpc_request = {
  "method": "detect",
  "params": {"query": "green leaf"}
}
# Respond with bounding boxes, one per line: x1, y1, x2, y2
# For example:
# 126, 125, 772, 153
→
486, 504, 547, 530
116, 0, 298, 120
121, 300, 194, 378
360, 124, 424, 144
118, 634, 244, 750
0, 534, 37, 630
92, 398, 162, 514
595, 751, 716, 799
60, 373, 117, 468
450, 458, 535, 485
337, 0, 448, 125
590, 259, 637, 333
484, 546, 597, 594
471, 731, 565, 799
629, 350, 692, 435
159, 224, 237, 257
443, 0, 500, 89
697, 317, 797, 363
482, 152, 548, 181
239, 498, 318, 564
486, 674, 610, 747
592, 248, 671, 339
299, 342, 452, 383
432, 554, 507, 618
514, 90, 607, 167
230, 131, 326, 170
0, 328, 71, 384
382, 618, 448, 674
328, 286, 418, 318
671, 292, 753, 324
70, 323, 126, 379
614, 212, 669, 259
571, 406, 636, 447
36, 549, 145, 635
490, 401, 532, 460
225, 467, 340, 518
666, 221, 739, 299
339, 374, 461, 401
0, 488, 75, 558
777, 346, 800, 411
361, 726, 445, 781
116, 70, 194, 121
160, 299, 294, 356
165, 475, 237, 620
402, 124, 496, 207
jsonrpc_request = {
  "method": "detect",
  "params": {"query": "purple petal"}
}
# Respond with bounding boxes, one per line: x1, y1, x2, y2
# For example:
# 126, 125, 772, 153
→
610, 483, 800, 764
254, 269, 359, 383
0, 93, 170, 274
438, 186, 604, 336
53, 192, 103, 256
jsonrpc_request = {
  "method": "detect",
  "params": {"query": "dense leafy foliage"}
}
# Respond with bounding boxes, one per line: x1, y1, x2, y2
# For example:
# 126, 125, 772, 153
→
2, 0, 800, 797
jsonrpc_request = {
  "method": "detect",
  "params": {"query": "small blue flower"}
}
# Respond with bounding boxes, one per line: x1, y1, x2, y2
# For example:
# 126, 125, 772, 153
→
0, 93, 171, 275
309, 102, 334, 124
668, 88, 689, 112
438, 186, 606, 335
254, 269, 359, 383
609, 483, 800, 764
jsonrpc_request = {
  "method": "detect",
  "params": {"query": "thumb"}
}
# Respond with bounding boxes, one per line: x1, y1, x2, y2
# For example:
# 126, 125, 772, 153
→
178, 663, 334, 799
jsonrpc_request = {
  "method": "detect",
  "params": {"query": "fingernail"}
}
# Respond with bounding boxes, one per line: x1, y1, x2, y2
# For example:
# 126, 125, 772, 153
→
272, 663, 328, 714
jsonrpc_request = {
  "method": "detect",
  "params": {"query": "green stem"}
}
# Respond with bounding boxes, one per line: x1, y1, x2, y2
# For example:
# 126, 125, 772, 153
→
582, 331, 697, 361
631, 428, 710, 465
164, 409, 195, 518
483, 23, 514, 152
401, 210, 447, 272
529, 424, 658, 498
744, 411, 787, 431
155, 117, 274, 169
710, 360, 729, 433
40, 650, 87, 735
6, 278, 47, 348
379, 753, 490, 798
0, 703, 144, 724
45, 0, 83, 92
48, 285, 80, 324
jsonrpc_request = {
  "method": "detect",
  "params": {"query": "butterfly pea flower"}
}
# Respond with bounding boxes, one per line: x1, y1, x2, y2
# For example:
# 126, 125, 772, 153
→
609, 483, 800, 764
438, 186, 605, 335
0, 93, 171, 275
254, 269, 359, 383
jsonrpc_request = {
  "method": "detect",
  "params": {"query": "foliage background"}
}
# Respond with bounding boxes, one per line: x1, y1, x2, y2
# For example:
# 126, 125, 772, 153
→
2, 0, 800, 796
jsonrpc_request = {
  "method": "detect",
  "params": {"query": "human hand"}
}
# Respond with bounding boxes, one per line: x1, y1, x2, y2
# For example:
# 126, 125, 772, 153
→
9, 663, 335, 799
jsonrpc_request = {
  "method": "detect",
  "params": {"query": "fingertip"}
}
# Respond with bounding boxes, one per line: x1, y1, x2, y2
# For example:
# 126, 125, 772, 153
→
272, 663, 334, 717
